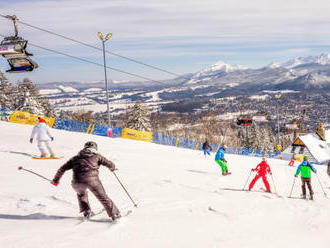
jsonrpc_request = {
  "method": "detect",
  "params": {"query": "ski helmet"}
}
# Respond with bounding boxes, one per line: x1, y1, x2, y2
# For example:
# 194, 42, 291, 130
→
222, 145, 227, 150
38, 117, 46, 123
84, 141, 98, 150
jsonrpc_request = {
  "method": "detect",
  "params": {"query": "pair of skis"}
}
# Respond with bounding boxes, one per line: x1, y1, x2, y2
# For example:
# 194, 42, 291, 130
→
77, 209, 133, 225
18, 166, 138, 222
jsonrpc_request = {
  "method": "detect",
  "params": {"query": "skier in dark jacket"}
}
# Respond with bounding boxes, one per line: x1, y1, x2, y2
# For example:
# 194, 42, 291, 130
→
295, 156, 317, 200
51, 141, 121, 220
202, 140, 212, 157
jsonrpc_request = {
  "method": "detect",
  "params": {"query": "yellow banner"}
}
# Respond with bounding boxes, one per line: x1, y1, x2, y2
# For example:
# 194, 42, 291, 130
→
121, 128, 152, 142
294, 154, 304, 162
9, 111, 55, 127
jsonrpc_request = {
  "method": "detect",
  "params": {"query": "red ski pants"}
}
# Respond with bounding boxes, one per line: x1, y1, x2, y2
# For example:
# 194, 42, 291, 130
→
249, 174, 270, 191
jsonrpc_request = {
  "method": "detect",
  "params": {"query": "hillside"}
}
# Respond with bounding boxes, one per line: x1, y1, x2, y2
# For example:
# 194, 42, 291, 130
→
0, 121, 329, 248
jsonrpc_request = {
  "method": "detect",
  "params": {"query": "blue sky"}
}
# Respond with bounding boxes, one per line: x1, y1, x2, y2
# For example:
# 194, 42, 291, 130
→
1, 0, 330, 84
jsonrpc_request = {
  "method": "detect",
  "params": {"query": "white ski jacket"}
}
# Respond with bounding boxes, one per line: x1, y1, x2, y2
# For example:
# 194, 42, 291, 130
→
30, 123, 54, 141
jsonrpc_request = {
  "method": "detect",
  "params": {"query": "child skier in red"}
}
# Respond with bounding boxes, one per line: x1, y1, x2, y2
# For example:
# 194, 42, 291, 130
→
288, 153, 295, 166
249, 158, 272, 192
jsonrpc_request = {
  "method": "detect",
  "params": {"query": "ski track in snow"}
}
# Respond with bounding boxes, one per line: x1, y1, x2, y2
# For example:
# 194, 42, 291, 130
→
0, 121, 329, 248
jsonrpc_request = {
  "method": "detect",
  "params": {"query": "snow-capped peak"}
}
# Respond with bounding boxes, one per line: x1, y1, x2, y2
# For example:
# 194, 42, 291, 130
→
267, 62, 282, 69
316, 53, 330, 65
269, 53, 330, 69
198, 61, 246, 75
185, 61, 247, 84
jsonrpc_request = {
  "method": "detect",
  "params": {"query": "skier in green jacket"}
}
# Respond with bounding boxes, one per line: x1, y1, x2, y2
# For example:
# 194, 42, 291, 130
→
295, 156, 317, 200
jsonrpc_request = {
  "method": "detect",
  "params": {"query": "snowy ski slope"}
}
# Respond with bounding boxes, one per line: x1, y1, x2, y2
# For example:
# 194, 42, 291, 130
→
0, 121, 329, 248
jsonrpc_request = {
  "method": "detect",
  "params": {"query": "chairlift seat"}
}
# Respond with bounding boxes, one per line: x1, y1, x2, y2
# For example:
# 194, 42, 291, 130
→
6, 57, 38, 73
6, 65, 34, 73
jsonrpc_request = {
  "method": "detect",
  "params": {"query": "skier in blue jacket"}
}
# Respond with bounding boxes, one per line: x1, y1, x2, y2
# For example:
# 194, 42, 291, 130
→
215, 145, 230, 175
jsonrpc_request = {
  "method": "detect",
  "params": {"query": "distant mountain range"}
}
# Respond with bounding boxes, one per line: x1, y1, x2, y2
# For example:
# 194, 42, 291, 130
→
34, 53, 330, 114
38, 53, 330, 91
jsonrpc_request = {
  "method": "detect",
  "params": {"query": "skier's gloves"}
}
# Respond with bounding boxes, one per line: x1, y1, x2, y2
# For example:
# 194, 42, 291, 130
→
51, 137, 54, 141
29, 138, 33, 143
51, 181, 59, 186
294, 174, 298, 177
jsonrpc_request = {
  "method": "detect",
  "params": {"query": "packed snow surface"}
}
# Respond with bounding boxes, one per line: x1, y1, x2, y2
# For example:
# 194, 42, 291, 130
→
0, 121, 329, 248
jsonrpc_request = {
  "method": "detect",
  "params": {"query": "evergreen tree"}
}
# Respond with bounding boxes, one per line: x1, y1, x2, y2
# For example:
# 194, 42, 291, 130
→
0, 70, 15, 109
125, 100, 151, 131
14, 78, 55, 116
260, 126, 276, 151
239, 125, 254, 149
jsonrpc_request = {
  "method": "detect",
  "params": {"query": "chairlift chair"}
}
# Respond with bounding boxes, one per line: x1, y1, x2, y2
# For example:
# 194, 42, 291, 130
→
237, 116, 253, 126
0, 15, 38, 73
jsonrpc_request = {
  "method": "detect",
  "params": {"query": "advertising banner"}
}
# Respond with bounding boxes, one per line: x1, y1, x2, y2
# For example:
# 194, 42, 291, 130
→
9, 111, 55, 127
122, 128, 152, 142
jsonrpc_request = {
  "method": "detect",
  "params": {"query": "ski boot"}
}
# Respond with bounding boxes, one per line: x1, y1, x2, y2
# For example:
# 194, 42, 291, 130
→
265, 190, 271, 193
40, 153, 47, 158
83, 209, 94, 219
301, 194, 306, 199
309, 194, 314, 200
111, 213, 121, 222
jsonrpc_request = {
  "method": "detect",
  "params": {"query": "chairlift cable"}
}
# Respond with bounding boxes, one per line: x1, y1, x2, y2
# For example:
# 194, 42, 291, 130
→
0, 33, 167, 84
0, 13, 187, 79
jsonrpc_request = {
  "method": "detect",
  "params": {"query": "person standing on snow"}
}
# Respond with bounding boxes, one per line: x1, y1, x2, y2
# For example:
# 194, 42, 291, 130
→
30, 117, 55, 158
215, 145, 230, 175
202, 140, 212, 157
249, 157, 272, 192
295, 156, 317, 200
51, 141, 121, 221
327, 161, 330, 179
288, 153, 296, 166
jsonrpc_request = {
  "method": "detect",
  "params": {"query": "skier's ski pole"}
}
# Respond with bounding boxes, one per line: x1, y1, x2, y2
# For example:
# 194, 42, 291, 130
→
113, 171, 138, 207
18, 166, 52, 182
288, 177, 296, 198
242, 170, 253, 190
270, 174, 277, 194
315, 173, 327, 197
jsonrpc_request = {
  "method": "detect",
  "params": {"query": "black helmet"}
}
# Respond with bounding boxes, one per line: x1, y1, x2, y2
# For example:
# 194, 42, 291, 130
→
84, 141, 98, 150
